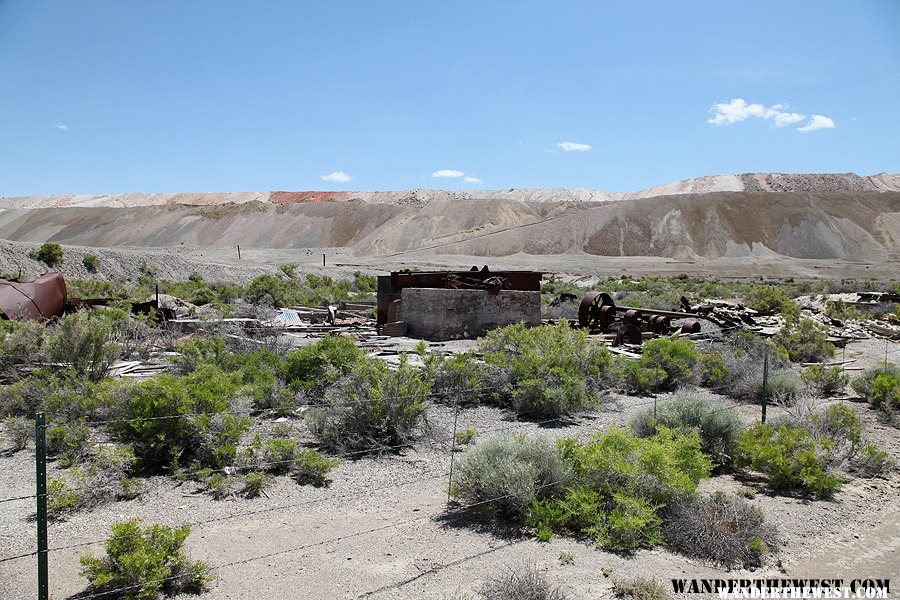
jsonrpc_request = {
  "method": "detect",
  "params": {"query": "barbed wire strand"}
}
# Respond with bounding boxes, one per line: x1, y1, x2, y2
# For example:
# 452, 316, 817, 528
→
0, 494, 37, 504
69, 432, 607, 600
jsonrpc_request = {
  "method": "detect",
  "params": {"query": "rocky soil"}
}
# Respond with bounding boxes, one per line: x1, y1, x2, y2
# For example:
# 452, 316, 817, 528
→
0, 338, 898, 600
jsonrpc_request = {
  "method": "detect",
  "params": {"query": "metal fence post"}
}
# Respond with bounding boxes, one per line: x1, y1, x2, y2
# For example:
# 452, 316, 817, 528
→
761, 347, 769, 424
446, 392, 461, 507
35, 412, 48, 600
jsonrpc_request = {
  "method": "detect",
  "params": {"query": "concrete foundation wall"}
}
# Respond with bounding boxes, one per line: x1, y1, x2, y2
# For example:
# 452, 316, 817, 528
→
400, 288, 541, 340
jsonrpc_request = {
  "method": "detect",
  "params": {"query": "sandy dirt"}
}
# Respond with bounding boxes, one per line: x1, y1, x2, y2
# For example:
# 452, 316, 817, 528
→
1, 339, 898, 600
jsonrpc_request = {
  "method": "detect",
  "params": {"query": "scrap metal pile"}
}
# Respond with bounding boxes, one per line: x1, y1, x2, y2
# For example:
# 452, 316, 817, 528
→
0, 272, 174, 321
573, 289, 900, 348
576, 291, 713, 346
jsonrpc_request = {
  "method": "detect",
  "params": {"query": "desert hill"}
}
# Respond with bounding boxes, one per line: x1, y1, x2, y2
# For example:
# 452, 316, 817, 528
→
0, 173, 898, 263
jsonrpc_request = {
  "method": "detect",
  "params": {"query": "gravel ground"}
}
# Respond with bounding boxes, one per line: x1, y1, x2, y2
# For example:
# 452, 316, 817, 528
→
1, 339, 898, 599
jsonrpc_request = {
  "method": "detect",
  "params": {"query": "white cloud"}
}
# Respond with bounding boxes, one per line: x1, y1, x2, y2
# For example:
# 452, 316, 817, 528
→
53, 123, 68, 130
797, 114, 835, 132
556, 141, 592, 152
320, 170, 352, 183
432, 169, 465, 178
464, 176, 482, 183
707, 98, 834, 132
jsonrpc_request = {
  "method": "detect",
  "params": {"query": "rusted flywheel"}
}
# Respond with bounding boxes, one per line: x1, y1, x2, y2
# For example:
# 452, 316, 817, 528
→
578, 291, 616, 331
613, 324, 643, 346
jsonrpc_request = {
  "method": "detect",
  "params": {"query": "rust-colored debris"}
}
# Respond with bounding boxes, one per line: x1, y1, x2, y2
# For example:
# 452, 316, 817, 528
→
0, 273, 173, 321
576, 290, 715, 346
0, 272, 67, 320
377, 266, 544, 332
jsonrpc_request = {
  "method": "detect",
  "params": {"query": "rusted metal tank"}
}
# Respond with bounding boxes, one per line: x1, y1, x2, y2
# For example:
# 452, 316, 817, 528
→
0, 273, 67, 320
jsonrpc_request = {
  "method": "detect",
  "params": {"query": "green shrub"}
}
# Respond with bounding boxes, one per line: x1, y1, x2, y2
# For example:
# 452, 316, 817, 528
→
870, 374, 900, 412
244, 272, 354, 307
852, 364, 900, 418
47, 476, 79, 514
742, 285, 796, 315
305, 355, 430, 452
706, 332, 791, 402
757, 371, 803, 406
47, 423, 90, 458
849, 443, 896, 478
261, 437, 300, 474
1, 369, 110, 421
197, 471, 238, 499
4, 416, 30, 450
47, 445, 141, 515
801, 364, 849, 396
824, 300, 865, 321
80, 520, 210, 599
451, 434, 573, 519
699, 351, 730, 388
173, 338, 291, 413
527, 428, 712, 552
480, 564, 569, 600
171, 335, 234, 373
773, 317, 835, 363
82, 254, 100, 272
614, 358, 666, 395
282, 335, 365, 390
30, 242, 63, 267
529, 487, 662, 552
630, 394, 745, 467
612, 577, 672, 600
454, 428, 478, 448
46, 311, 122, 381
110, 365, 249, 470
242, 471, 272, 498
480, 322, 610, 418
736, 423, 842, 497
292, 449, 339, 486
636, 338, 701, 391
562, 427, 712, 506
353, 271, 377, 294
662, 492, 779, 567
803, 403, 862, 462
425, 350, 487, 402
239, 433, 338, 485
279, 262, 299, 278
0, 319, 47, 378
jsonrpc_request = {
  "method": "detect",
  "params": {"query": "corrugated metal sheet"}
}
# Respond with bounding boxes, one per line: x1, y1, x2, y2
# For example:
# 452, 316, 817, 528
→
274, 308, 304, 325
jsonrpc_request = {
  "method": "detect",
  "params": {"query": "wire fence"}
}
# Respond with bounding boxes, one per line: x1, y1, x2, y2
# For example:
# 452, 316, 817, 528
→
1, 343, 898, 598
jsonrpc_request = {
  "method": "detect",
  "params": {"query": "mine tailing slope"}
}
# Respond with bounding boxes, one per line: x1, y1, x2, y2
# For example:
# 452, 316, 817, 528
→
1, 173, 898, 262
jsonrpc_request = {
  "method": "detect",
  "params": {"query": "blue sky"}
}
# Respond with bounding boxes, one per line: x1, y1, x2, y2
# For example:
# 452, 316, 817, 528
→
1, 0, 898, 196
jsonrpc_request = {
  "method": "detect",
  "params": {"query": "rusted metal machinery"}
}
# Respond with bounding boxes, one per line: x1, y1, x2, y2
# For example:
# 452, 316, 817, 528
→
0, 272, 172, 321
376, 266, 543, 328
577, 291, 709, 346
